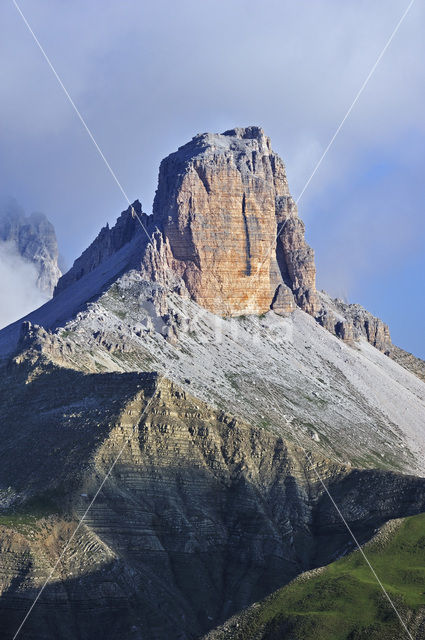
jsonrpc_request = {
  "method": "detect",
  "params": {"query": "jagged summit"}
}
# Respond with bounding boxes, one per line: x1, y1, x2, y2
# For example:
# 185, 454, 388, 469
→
0, 129, 425, 639
54, 199, 147, 296
0, 202, 61, 295
0, 127, 424, 384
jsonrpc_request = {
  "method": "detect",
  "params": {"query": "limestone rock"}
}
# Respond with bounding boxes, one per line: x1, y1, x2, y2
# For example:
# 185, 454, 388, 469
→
317, 292, 392, 353
275, 196, 319, 316
34, 127, 421, 373
151, 127, 290, 315
49, 128, 318, 320
270, 283, 296, 315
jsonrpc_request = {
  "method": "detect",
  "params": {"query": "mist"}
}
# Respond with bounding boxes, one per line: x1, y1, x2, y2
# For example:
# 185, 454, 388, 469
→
0, 241, 48, 329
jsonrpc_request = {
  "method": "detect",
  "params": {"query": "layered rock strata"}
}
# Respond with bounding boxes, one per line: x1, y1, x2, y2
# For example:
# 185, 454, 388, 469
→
150, 126, 317, 316
54, 127, 318, 319
1, 353, 425, 639
47, 126, 421, 368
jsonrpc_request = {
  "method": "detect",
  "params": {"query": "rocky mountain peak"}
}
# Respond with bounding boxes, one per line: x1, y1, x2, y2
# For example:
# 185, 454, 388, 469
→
45, 127, 419, 366
52, 127, 318, 319
0, 202, 61, 296
150, 126, 318, 316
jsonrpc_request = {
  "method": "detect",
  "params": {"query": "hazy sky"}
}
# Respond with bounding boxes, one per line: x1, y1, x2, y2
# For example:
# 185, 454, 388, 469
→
1, 1, 424, 357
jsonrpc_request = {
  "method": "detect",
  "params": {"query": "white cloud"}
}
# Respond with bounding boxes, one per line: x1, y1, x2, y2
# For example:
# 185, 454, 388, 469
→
0, 242, 48, 329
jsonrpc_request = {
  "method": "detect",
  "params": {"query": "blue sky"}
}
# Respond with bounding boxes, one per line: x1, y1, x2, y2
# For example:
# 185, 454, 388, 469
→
1, 0, 424, 357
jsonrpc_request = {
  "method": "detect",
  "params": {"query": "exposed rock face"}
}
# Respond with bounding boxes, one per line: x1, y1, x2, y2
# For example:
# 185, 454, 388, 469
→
15, 127, 423, 375
0, 203, 61, 295
0, 129, 424, 640
275, 195, 319, 316
0, 354, 425, 639
5, 272, 425, 476
151, 126, 318, 316
317, 292, 393, 353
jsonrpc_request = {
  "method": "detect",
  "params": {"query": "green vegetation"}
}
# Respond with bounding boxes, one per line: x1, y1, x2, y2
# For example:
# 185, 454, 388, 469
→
233, 513, 425, 639
225, 372, 240, 391
0, 491, 63, 533
106, 283, 121, 300
258, 418, 272, 430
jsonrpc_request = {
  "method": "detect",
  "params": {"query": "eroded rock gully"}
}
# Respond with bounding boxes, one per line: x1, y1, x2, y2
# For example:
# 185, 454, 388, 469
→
0, 359, 424, 640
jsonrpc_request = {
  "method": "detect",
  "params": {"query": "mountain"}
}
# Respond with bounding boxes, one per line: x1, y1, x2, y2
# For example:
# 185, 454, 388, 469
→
0, 201, 61, 296
204, 513, 425, 640
0, 128, 424, 639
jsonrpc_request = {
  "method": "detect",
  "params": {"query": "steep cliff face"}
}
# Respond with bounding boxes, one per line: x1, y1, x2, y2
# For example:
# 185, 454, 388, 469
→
48, 127, 412, 363
52, 128, 318, 319
0, 204, 61, 295
275, 195, 319, 316
151, 126, 317, 316
0, 354, 424, 640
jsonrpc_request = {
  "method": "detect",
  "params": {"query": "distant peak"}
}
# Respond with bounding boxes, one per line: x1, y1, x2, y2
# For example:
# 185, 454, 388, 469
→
222, 126, 265, 140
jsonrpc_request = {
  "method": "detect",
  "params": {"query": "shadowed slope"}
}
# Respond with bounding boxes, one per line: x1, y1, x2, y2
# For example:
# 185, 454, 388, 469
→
1, 355, 425, 639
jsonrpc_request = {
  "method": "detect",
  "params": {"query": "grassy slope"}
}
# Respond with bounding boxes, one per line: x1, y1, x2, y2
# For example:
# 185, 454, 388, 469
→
216, 513, 425, 640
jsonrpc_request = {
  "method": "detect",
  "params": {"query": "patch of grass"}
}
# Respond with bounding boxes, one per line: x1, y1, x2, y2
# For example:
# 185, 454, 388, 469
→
242, 513, 425, 639
115, 309, 127, 320
0, 491, 63, 532
107, 284, 121, 300
225, 372, 240, 391
258, 418, 272, 430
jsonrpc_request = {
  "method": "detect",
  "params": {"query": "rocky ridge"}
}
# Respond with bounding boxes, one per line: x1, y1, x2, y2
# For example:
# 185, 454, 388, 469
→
0, 127, 424, 639
3, 269, 424, 477
50, 127, 420, 373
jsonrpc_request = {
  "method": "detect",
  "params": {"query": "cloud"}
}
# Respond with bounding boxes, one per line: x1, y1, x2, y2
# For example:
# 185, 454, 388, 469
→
0, 242, 48, 329
0, 0, 423, 355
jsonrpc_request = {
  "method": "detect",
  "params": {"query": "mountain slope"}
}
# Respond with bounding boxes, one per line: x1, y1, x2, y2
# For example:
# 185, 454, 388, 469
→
1, 353, 425, 639
3, 269, 424, 475
0, 127, 424, 639
204, 513, 425, 640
